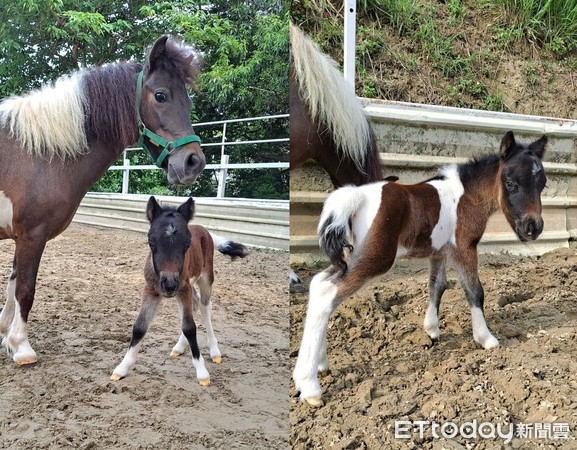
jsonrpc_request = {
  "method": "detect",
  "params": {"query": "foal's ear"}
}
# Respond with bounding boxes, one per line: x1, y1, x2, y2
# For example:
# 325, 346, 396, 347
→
146, 35, 169, 73
499, 131, 517, 161
177, 197, 195, 223
146, 196, 163, 223
529, 135, 548, 159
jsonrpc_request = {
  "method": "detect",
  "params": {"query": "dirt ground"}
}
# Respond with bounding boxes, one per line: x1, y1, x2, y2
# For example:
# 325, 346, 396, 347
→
290, 248, 577, 449
0, 223, 289, 449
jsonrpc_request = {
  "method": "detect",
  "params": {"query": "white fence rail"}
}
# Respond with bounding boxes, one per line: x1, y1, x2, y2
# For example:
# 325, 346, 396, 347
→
105, 114, 289, 196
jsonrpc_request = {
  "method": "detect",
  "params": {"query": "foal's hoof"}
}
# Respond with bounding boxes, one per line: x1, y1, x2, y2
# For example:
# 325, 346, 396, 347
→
110, 373, 122, 381
14, 354, 37, 367
211, 355, 222, 364
198, 378, 211, 386
303, 396, 323, 407
170, 350, 182, 358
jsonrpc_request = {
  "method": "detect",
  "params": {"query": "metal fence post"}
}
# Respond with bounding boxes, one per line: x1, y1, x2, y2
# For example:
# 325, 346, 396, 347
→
122, 150, 129, 194
216, 122, 228, 197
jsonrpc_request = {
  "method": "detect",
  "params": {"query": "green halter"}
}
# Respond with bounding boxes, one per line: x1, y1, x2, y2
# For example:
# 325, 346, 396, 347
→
135, 71, 201, 168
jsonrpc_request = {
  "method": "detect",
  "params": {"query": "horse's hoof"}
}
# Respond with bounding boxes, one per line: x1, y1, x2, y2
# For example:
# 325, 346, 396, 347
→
198, 378, 211, 386
170, 350, 182, 358
304, 396, 323, 407
211, 355, 222, 364
110, 373, 122, 381
14, 354, 37, 366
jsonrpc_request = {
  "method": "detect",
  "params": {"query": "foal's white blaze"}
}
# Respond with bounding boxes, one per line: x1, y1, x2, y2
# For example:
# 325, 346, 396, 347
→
427, 165, 465, 250
293, 270, 336, 405
471, 306, 499, 349
0, 191, 13, 234
6, 301, 37, 364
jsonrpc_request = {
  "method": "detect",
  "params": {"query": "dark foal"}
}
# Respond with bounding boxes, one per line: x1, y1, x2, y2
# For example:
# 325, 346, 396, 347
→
293, 131, 548, 405
111, 197, 247, 385
0, 36, 206, 365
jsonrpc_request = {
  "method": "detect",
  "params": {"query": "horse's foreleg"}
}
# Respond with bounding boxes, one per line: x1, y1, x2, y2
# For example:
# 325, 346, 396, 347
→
6, 237, 46, 365
196, 275, 221, 364
177, 290, 210, 386
111, 294, 160, 381
453, 250, 499, 349
0, 259, 16, 339
423, 255, 448, 340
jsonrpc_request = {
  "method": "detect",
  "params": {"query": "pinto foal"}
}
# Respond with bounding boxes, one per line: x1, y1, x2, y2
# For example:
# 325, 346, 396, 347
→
293, 131, 548, 405
111, 196, 247, 385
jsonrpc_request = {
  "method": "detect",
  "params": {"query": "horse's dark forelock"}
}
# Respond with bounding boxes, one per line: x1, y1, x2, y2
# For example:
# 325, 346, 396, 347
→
145, 39, 202, 88
82, 62, 140, 149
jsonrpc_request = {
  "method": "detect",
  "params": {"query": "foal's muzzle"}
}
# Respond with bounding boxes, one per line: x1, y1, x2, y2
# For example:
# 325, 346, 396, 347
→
159, 273, 180, 297
516, 215, 544, 242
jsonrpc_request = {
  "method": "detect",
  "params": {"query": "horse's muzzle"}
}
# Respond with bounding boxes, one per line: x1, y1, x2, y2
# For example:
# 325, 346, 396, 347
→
516, 215, 544, 242
167, 145, 206, 186
159, 273, 180, 297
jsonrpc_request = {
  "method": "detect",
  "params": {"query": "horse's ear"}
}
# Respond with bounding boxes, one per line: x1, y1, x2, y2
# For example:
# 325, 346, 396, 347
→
146, 196, 162, 223
499, 131, 517, 161
529, 135, 547, 160
177, 197, 195, 223
146, 35, 169, 73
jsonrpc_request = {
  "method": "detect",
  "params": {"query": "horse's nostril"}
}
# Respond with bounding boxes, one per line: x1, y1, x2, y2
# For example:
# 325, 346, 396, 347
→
186, 153, 206, 174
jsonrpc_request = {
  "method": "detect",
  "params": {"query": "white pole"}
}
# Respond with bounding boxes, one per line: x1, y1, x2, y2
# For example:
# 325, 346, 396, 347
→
343, 0, 357, 92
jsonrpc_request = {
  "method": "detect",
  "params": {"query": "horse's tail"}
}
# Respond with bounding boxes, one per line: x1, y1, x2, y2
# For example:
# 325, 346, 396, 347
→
210, 233, 249, 260
318, 186, 366, 273
290, 23, 374, 175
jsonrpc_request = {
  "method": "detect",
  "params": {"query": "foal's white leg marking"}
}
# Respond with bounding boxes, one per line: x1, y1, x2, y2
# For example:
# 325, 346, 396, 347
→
6, 301, 37, 365
427, 166, 465, 250
0, 276, 16, 338
423, 303, 440, 340
198, 301, 221, 363
317, 335, 329, 372
111, 343, 143, 381
0, 191, 14, 234
293, 270, 337, 406
471, 307, 499, 349
170, 332, 188, 358
192, 354, 210, 386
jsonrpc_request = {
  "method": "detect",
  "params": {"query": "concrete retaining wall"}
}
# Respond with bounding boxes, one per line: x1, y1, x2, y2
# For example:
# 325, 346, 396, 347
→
74, 193, 289, 251
291, 100, 577, 264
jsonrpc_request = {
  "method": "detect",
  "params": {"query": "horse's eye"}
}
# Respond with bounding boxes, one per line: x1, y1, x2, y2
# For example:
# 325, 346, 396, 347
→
154, 92, 167, 103
505, 179, 518, 193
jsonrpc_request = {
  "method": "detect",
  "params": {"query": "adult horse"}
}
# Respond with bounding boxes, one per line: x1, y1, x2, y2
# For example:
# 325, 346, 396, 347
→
289, 23, 382, 187
293, 131, 548, 405
0, 36, 206, 365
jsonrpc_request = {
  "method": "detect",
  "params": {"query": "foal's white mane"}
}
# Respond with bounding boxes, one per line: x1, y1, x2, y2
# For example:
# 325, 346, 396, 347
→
290, 22, 372, 171
0, 71, 88, 160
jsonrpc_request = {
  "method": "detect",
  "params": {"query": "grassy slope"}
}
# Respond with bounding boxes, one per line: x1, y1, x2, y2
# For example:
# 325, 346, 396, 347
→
292, 0, 577, 119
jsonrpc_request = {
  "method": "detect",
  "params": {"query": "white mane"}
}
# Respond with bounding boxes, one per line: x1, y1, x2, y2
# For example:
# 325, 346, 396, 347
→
0, 71, 88, 160
290, 23, 372, 171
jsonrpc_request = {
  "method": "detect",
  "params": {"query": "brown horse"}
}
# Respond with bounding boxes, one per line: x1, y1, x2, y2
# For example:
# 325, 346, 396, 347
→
0, 36, 206, 365
293, 131, 548, 405
111, 196, 247, 385
289, 23, 382, 187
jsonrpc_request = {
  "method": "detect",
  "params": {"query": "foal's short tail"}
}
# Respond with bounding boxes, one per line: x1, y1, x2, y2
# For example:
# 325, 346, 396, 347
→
210, 233, 249, 260
318, 186, 366, 273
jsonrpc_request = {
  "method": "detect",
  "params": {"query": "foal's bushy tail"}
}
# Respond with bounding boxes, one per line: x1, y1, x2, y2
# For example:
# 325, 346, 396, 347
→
210, 233, 249, 260
318, 186, 366, 273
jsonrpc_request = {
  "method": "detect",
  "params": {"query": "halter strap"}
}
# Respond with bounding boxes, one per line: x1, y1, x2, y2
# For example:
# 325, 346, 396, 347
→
135, 71, 201, 168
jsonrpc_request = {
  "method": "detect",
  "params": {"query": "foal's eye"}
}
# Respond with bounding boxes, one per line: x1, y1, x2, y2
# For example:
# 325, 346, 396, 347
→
505, 179, 518, 193
154, 92, 167, 103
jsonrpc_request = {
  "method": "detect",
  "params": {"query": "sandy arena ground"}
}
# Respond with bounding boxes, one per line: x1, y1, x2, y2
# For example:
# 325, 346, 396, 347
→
0, 224, 289, 449
291, 249, 577, 449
